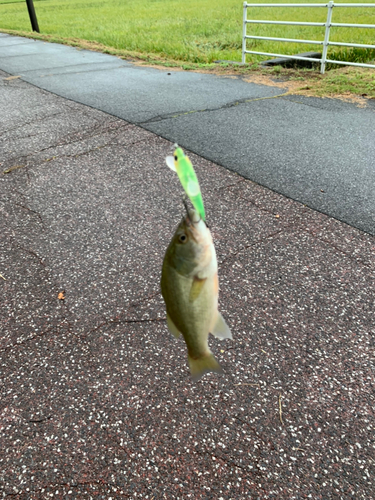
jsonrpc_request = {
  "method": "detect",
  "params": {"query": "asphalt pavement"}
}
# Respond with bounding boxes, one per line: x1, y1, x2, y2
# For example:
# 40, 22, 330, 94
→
0, 33, 374, 235
0, 33, 375, 499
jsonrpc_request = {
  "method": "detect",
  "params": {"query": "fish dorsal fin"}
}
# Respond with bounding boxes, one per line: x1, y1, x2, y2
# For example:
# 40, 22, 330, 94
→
167, 313, 181, 339
211, 312, 232, 340
189, 276, 207, 302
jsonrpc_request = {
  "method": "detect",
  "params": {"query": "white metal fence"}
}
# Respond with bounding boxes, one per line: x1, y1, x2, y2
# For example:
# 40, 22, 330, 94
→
242, 1, 375, 73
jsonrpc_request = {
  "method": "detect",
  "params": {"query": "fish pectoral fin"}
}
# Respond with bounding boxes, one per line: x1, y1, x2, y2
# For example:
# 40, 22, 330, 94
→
188, 353, 223, 381
211, 312, 232, 340
189, 276, 207, 302
166, 313, 181, 339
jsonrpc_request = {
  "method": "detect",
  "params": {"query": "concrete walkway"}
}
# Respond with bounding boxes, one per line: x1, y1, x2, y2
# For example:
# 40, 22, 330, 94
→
0, 33, 374, 235
0, 34, 374, 499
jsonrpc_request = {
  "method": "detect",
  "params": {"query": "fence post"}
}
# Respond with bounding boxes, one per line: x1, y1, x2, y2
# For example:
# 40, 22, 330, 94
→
321, 1, 334, 74
242, 2, 247, 64
25, 0, 40, 33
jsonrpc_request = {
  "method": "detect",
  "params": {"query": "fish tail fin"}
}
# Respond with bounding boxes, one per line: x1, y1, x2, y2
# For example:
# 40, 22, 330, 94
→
188, 353, 223, 381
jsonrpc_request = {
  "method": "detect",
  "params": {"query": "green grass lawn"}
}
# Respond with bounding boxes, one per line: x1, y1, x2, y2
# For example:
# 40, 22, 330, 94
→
0, 0, 374, 98
1, 0, 374, 64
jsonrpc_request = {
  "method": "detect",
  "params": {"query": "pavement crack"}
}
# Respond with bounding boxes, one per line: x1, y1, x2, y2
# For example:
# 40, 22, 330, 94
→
12, 240, 46, 268
14, 202, 45, 229
3, 120, 130, 166
194, 445, 266, 482
44, 134, 147, 162
10, 187, 27, 198
137, 92, 288, 125
225, 187, 283, 217
52, 120, 130, 149
29, 479, 116, 494
306, 229, 374, 269
82, 313, 165, 338
220, 229, 285, 266
216, 178, 246, 191
102, 427, 132, 458
43, 141, 118, 161
0, 110, 68, 138
80, 290, 163, 337
2, 164, 26, 175
281, 95, 333, 110
0, 327, 56, 353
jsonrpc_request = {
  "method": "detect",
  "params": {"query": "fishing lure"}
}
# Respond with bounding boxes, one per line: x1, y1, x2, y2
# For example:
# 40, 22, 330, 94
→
166, 144, 205, 221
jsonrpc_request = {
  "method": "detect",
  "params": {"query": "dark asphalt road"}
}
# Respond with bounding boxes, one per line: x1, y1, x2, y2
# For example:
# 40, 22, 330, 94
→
1, 66, 375, 499
0, 33, 374, 235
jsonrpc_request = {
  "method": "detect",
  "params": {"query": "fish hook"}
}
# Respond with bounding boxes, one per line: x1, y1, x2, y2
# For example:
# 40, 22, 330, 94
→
182, 194, 193, 226
182, 194, 205, 226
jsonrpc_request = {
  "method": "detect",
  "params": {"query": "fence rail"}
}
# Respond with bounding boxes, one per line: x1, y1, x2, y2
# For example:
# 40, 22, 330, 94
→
242, 1, 375, 73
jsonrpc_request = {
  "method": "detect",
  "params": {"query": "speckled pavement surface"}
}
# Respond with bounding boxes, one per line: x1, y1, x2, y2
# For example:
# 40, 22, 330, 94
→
1, 70, 374, 499
1, 33, 375, 236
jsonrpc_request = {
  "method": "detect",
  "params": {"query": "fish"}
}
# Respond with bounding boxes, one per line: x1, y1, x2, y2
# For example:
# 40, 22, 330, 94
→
160, 207, 232, 381
166, 145, 205, 221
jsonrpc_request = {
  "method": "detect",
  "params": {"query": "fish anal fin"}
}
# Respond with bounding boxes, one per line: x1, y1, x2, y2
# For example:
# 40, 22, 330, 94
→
211, 312, 232, 340
188, 353, 223, 381
189, 276, 206, 302
166, 313, 181, 339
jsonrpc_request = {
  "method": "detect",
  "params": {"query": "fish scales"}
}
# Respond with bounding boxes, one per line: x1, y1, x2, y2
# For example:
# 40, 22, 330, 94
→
162, 266, 217, 358
161, 209, 232, 381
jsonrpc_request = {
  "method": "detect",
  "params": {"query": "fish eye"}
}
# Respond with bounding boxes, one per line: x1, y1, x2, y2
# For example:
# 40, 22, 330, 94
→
178, 233, 187, 243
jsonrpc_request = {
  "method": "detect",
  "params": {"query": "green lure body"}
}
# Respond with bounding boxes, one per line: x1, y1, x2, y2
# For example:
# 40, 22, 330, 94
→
166, 146, 206, 221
